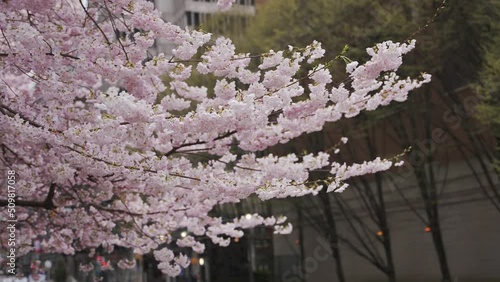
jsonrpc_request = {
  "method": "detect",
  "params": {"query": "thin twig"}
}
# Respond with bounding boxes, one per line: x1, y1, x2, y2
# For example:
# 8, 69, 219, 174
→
78, 0, 111, 45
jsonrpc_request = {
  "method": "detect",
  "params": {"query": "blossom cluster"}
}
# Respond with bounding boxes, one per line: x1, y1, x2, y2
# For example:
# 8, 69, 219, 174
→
0, 0, 429, 276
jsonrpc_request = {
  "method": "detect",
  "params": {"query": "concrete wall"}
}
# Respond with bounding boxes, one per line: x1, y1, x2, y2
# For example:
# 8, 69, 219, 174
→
273, 159, 500, 282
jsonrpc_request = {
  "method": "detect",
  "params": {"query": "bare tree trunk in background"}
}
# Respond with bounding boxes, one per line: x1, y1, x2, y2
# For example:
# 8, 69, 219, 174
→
297, 207, 306, 282
366, 123, 396, 282
391, 88, 452, 282
318, 190, 346, 282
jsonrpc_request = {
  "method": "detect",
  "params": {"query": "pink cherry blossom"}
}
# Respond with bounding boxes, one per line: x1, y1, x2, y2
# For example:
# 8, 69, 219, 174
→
217, 0, 236, 11
0, 0, 430, 276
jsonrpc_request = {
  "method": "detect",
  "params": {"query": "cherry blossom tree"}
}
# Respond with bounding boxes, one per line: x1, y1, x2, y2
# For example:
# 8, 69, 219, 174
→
0, 0, 430, 276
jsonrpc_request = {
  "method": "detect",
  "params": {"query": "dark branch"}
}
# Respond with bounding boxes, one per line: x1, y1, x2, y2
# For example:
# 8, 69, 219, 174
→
0, 52, 80, 60
164, 130, 237, 157
0, 103, 54, 131
0, 183, 56, 210
79, 0, 112, 45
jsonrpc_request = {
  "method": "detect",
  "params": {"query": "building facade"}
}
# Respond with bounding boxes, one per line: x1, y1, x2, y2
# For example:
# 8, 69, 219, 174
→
151, 0, 257, 54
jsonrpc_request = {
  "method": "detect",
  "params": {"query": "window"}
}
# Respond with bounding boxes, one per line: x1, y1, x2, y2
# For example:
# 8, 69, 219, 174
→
186, 11, 192, 26
193, 12, 200, 27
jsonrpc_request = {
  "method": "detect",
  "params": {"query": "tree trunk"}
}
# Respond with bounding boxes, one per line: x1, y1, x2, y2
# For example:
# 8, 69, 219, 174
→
429, 207, 452, 282
297, 208, 306, 282
319, 191, 346, 282
380, 221, 396, 282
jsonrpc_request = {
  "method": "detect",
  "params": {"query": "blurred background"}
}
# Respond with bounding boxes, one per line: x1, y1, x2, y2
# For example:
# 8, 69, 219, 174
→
1, 0, 498, 281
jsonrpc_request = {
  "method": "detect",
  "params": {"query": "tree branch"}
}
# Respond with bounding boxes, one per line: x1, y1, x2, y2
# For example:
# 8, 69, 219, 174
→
164, 130, 237, 157
0, 183, 56, 210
